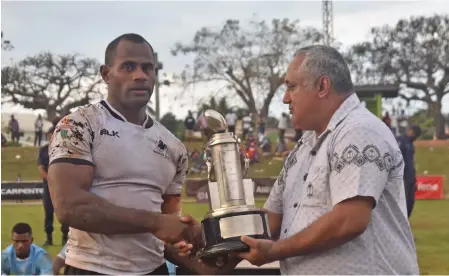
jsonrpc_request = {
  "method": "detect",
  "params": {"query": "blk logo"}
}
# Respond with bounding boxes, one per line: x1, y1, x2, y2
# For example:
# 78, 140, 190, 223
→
100, 129, 120, 138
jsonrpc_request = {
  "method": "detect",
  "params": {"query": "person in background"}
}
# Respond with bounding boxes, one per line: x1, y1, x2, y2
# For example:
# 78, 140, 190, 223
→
398, 109, 409, 136
37, 127, 69, 246
397, 125, 422, 218
8, 115, 20, 143
278, 112, 289, 141
382, 111, 391, 128
34, 114, 44, 147
225, 109, 238, 133
242, 112, 252, 139
52, 244, 67, 275
2, 223, 53, 275
390, 109, 398, 137
184, 111, 196, 141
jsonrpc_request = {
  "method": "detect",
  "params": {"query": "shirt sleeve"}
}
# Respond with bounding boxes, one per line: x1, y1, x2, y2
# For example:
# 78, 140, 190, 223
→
165, 146, 189, 195
49, 112, 94, 166
1, 252, 10, 275
329, 127, 400, 207
263, 168, 285, 214
36, 252, 53, 275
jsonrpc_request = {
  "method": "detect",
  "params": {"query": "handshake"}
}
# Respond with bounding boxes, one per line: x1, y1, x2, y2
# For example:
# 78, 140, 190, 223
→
154, 214, 203, 255
154, 214, 242, 274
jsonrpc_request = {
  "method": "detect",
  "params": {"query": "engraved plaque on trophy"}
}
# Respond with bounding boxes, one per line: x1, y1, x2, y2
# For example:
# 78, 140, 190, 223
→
197, 110, 271, 259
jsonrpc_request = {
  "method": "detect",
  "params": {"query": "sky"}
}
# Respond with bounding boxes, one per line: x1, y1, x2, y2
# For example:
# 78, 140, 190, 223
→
1, 0, 449, 119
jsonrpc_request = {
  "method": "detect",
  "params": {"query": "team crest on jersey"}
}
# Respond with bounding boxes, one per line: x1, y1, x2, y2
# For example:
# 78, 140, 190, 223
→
154, 137, 169, 159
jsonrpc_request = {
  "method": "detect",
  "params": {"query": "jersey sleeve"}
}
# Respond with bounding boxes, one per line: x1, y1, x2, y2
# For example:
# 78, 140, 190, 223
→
165, 147, 189, 195
329, 127, 402, 207
49, 111, 94, 166
36, 252, 53, 275
1, 252, 10, 275
263, 168, 285, 214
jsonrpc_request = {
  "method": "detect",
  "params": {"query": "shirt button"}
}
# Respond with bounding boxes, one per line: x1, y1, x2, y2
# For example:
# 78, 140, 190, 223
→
293, 203, 298, 208
303, 173, 308, 181
284, 229, 287, 233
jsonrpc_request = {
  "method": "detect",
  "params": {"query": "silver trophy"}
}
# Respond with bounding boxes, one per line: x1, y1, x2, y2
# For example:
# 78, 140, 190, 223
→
197, 110, 271, 259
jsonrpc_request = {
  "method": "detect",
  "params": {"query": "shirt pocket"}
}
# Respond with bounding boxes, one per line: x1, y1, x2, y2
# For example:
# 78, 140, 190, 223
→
301, 166, 329, 207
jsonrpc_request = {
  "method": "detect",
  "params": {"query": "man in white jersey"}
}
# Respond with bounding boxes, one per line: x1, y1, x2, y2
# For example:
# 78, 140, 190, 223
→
47, 33, 229, 275
232, 45, 419, 274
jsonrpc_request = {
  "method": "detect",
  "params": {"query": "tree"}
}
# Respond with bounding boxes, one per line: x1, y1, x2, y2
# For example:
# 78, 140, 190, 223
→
1, 52, 103, 121
197, 96, 230, 116
172, 18, 322, 118
160, 112, 179, 135
346, 14, 449, 139
1, 31, 13, 51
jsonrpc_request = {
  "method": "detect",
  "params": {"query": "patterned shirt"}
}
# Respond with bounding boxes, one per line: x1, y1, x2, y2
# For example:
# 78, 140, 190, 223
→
49, 100, 189, 274
264, 94, 419, 275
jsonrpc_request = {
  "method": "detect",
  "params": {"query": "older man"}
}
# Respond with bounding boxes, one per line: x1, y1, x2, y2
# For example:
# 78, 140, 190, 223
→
236, 45, 419, 274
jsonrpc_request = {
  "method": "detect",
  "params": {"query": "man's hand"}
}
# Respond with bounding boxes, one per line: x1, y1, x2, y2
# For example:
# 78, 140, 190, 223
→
236, 236, 277, 267
154, 214, 201, 245
172, 215, 203, 256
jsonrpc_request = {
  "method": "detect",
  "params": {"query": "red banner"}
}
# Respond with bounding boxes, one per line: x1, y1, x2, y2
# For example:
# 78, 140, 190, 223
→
415, 175, 444, 200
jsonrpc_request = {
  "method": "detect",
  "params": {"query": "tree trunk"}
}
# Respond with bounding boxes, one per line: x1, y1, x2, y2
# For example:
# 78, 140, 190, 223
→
46, 107, 58, 123
433, 100, 446, 140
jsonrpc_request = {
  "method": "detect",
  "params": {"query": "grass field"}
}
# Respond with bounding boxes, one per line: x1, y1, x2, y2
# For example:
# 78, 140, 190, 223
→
2, 142, 449, 273
2, 200, 449, 274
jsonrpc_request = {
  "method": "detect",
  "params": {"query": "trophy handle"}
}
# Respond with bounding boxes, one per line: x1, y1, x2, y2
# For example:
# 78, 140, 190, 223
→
204, 148, 213, 182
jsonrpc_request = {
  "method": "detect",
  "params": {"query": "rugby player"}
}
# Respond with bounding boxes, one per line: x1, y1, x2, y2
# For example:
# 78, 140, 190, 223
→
47, 33, 232, 275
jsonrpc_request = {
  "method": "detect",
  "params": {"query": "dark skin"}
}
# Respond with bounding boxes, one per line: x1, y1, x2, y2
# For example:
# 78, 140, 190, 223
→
12, 232, 33, 259
233, 54, 375, 266
47, 39, 225, 274
47, 40, 197, 242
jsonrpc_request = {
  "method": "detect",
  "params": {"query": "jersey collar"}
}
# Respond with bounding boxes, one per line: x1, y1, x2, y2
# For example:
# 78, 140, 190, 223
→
100, 100, 153, 129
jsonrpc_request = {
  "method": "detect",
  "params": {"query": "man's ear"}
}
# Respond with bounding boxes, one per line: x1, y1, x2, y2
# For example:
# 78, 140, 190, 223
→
317, 75, 331, 98
100, 65, 110, 83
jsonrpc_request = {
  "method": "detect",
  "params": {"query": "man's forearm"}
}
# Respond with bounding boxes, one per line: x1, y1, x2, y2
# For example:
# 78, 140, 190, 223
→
272, 208, 365, 260
57, 189, 162, 235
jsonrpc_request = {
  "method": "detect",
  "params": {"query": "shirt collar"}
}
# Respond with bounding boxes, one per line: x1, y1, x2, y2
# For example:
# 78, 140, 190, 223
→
297, 93, 361, 153
100, 100, 153, 128
327, 93, 361, 132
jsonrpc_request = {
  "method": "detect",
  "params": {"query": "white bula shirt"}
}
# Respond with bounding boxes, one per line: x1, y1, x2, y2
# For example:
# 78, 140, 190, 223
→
49, 100, 189, 274
264, 94, 419, 275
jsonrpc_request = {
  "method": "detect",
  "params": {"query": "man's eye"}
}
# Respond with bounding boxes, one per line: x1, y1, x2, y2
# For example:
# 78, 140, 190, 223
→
123, 63, 135, 72
286, 84, 296, 90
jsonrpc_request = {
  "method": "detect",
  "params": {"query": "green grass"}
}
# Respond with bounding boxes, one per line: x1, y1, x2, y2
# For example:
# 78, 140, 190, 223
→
2, 200, 448, 274
2, 143, 449, 273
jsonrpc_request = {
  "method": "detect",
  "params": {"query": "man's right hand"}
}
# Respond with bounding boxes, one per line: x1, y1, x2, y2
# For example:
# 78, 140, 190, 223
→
154, 214, 202, 247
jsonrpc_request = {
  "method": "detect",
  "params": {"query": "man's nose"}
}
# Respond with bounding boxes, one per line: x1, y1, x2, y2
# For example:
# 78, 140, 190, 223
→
283, 91, 291, 104
133, 66, 149, 81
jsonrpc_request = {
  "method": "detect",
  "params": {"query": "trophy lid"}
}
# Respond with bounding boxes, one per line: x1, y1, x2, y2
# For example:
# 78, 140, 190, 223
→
200, 110, 228, 139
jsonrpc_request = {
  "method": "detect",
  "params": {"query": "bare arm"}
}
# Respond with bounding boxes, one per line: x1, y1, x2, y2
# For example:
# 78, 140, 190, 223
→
271, 196, 373, 259
48, 162, 162, 234
265, 209, 282, 241
52, 256, 65, 275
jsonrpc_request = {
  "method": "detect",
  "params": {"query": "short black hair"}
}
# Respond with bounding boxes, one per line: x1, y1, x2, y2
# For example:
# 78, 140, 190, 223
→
104, 33, 154, 66
12, 223, 32, 235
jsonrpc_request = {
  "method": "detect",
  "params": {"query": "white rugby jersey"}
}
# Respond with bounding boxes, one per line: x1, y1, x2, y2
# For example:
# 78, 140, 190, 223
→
49, 100, 189, 274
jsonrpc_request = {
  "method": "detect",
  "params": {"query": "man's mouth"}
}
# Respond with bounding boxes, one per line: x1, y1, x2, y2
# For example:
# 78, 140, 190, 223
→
130, 89, 150, 95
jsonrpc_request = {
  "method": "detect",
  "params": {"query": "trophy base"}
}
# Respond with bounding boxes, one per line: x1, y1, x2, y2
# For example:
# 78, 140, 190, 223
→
198, 209, 271, 259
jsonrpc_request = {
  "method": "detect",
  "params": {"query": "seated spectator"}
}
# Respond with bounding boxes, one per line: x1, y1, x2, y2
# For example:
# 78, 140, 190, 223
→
190, 148, 206, 173
2, 223, 52, 275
